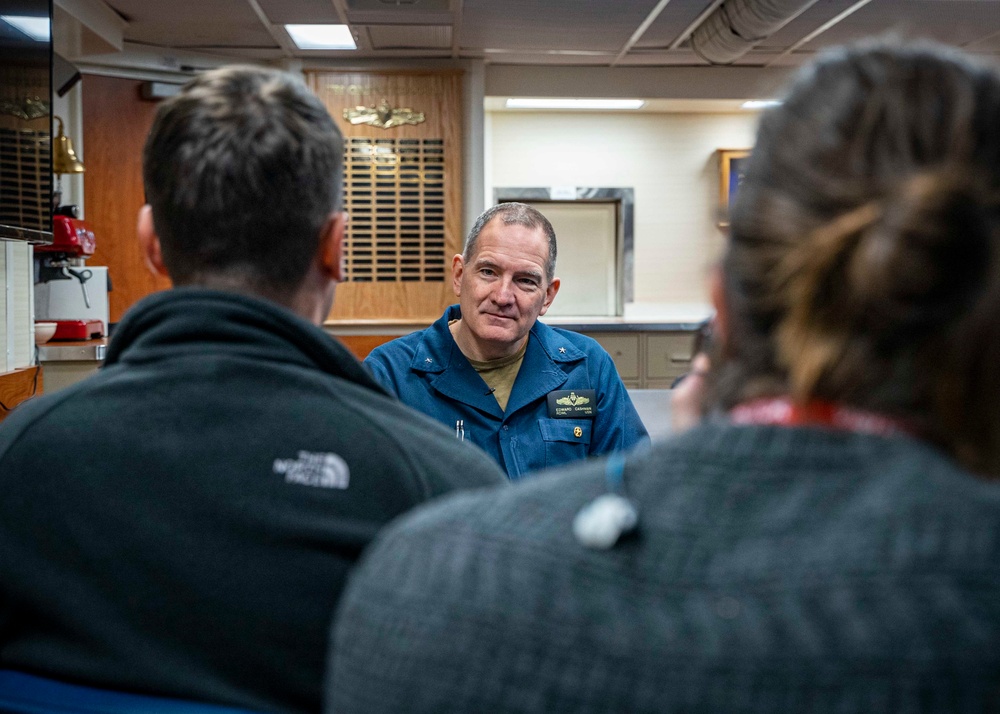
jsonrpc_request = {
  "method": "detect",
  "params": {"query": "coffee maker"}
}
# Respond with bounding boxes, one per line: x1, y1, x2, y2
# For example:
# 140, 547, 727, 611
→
34, 207, 110, 340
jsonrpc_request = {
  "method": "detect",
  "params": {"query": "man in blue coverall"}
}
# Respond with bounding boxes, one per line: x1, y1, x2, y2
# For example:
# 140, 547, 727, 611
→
365, 202, 648, 479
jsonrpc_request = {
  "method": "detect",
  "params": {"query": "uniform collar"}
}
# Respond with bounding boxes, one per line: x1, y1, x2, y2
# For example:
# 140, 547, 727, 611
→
410, 305, 586, 373
409, 304, 464, 375
407, 306, 500, 418
408, 305, 583, 419
529, 319, 586, 364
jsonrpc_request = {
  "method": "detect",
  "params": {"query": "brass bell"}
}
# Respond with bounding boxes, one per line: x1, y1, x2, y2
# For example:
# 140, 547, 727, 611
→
52, 116, 85, 175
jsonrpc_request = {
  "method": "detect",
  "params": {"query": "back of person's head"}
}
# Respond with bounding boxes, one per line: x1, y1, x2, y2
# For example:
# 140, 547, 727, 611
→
143, 65, 344, 300
719, 39, 1000, 474
464, 202, 558, 281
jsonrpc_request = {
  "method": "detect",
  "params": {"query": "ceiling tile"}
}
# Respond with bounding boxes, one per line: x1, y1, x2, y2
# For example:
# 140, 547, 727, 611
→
366, 24, 451, 49
462, 0, 662, 52
790, 1, 1000, 51
106, 0, 277, 48
634, 0, 723, 49
256, 0, 340, 24
346, 0, 450, 10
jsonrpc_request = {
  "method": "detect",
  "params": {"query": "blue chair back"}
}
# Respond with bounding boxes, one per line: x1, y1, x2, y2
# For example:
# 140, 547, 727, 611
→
0, 670, 261, 714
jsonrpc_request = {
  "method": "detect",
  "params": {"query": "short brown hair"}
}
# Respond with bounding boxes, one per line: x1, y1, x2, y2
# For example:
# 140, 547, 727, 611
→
143, 66, 344, 298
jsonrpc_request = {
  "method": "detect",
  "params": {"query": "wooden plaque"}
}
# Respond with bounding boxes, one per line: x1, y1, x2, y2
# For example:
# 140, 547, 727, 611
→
307, 71, 463, 321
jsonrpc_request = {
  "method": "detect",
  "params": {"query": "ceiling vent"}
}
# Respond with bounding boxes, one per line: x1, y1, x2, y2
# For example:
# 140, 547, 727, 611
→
346, 0, 449, 10
366, 24, 451, 49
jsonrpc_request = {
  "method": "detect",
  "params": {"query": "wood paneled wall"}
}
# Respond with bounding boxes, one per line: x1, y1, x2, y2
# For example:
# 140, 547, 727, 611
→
82, 74, 170, 324
307, 70, 463, 322
82, 71, 463, 325
335, 334, 403, 361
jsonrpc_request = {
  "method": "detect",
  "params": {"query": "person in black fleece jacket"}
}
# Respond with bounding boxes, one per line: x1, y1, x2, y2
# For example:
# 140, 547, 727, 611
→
327, 40, 1000, 713
0, 66, 505, 713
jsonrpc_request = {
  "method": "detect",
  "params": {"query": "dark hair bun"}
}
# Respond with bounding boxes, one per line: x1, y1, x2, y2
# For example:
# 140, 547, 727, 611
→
775, 168, 996, 399
850, 170, 994, 333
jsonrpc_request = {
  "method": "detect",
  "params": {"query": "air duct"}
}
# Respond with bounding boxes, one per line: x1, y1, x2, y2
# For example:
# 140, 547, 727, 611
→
690, 0, 822, 64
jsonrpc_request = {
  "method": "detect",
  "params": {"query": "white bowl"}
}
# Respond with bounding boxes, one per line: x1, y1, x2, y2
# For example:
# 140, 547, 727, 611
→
34, 322, 57, 345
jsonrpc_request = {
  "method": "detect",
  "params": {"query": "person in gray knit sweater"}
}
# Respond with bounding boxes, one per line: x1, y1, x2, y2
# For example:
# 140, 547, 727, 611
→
326, 40, 1000, 713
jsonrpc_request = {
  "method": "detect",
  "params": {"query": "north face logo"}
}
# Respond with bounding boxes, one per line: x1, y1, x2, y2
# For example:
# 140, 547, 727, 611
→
273, 451, 350, 489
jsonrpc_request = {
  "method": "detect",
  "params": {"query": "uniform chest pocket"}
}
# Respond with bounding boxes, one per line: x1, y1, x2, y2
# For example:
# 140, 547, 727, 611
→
538, 419, 592, 469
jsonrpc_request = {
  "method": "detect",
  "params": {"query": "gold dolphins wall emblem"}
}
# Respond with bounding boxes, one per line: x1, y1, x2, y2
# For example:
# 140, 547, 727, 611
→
343, 99, 426, 129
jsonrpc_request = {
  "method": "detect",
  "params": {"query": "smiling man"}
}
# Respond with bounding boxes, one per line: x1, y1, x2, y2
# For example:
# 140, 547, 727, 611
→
365, 202, 648, 479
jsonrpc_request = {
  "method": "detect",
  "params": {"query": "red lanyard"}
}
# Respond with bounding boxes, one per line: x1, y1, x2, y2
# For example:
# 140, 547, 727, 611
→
729, 397, 913, 438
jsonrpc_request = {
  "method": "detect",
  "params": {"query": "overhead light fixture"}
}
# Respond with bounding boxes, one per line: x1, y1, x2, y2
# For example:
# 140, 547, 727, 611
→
1, 15, 50, 41
505, 98, 646, 110
284, 24, 357, 50
741, 100, 782, 110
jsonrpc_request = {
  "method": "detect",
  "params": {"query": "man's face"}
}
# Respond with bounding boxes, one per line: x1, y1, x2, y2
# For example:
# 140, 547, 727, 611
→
452, 217, 560, 360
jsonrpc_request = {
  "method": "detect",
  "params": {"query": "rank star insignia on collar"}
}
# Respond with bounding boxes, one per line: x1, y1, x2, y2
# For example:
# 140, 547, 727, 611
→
559, 347, 566, 353
425, 358, 433, 363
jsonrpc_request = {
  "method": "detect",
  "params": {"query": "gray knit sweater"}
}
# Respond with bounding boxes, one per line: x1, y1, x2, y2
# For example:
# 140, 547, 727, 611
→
327, 422, 1000, 713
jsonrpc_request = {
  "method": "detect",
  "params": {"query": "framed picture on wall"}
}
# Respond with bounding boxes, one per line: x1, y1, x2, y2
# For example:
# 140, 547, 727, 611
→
717, 149, 750, 227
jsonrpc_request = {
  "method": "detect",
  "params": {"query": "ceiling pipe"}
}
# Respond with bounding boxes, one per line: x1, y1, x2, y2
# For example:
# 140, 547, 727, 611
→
669, 0, 724, 50
689, 0, 822, 64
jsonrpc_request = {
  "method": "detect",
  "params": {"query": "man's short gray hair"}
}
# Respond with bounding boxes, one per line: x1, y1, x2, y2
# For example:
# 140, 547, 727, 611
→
463, 202, 557, 282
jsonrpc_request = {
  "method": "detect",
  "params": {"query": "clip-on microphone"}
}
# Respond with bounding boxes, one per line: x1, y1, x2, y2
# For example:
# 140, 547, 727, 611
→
572, 453, 639, 549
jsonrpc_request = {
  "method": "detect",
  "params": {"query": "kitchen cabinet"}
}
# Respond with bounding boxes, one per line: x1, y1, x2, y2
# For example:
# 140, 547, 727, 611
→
644, 332, 698, 388
586, 333, 641, 383
36, 339, 105, 394
325, 320, 700, 388
580, 330, 696, 389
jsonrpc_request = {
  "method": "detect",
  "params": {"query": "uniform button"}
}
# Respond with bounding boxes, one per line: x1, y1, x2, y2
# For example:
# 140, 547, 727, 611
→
574, 426, 583, 438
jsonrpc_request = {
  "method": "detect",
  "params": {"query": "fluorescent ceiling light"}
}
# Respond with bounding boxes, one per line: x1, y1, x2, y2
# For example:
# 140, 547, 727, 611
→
285, 24, 357, 50
1, 15, 49, 41
505, 98, 645, 110
741, 100, 782, 110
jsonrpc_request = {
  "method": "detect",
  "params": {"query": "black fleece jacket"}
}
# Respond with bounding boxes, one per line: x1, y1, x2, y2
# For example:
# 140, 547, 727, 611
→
0, 288, 505, 713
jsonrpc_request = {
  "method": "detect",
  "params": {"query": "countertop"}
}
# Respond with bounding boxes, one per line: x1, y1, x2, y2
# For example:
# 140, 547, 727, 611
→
37, 311, 708, 358
37, 338, 107, 362
324, 314, 711, 336
541, 316, 706, 332
323, 302, 713, 335
323, 320, 704, 336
